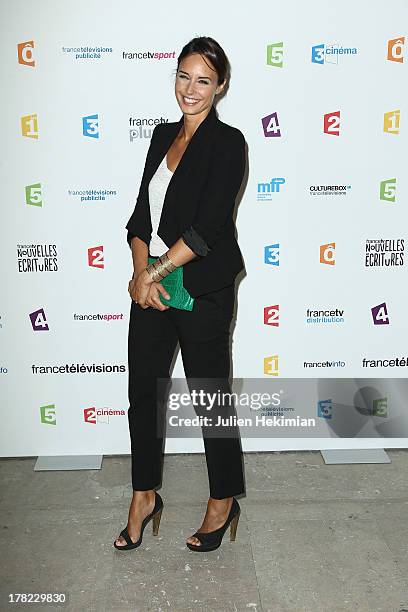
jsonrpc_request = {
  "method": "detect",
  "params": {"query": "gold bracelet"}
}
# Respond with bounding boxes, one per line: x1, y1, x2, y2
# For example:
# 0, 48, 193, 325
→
145, 252, 177, 282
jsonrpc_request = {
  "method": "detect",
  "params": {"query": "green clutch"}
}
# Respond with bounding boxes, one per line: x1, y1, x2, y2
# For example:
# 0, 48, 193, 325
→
148, 256, 195, 311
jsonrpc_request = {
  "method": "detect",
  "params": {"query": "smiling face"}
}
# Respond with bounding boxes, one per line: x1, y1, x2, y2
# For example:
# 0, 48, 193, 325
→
175, 52, 225, 118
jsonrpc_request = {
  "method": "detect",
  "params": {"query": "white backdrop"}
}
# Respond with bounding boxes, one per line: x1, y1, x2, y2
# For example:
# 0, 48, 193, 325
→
1, 0, 407, 457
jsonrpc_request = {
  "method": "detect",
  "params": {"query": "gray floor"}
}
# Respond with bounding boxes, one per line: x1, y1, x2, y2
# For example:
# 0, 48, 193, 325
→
1, 450, 408, 612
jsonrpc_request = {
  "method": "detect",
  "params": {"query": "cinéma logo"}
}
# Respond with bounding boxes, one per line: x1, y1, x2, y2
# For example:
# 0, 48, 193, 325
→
88, 245, 104, 269
40, 404, 56, 425
311, 43, 357, 65
29, 308, 49, 331
17, 244, 58, 272
380, 179, 397, 203
371, 302, 389, 325
365, 239, 404, 267
21, 114, 38, 139
83, 114, 99, 138
317, 399, 332, 418
324, 111, 340, 136
264, 244, 280, 266
25, 183, 42, 207
262, 112, 281, 138
84, 406, 126, 424
264, 355, 279, 376
266, 42, 283, 68
320, 243, 335, 265
129, 117, 168, 141
383, 110, 400, 134
387, 37, 404, 63
17, 40, 35, 66
264, 305, 280, 327
257, 178, 285, 201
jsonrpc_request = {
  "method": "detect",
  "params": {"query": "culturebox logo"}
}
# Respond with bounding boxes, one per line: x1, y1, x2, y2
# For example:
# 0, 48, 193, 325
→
257, 178, 285, 201
62, 46, 113, 59
306, 308, 345, 324
129, 116, 169, 141
21, 114, 39, 139
365, 239, 404, 267
17, 244, 58, 272
264, 244, 280, 266
324, 111, 340, 135
84, 406, 125, 424
309, 184, 351, 197
68, 187, 118, 203
266, 42, 283, 68
383, 110, 400, 134
264, 355, 279, 376
311, 43, 357, 65
261, 112, 281, 138
387, 37, 404, 62
371, 302, 389, 325
25, 183, 42, 207
320, 243, 335, 265
380, 179, 396, 203
17, 40, 35, 66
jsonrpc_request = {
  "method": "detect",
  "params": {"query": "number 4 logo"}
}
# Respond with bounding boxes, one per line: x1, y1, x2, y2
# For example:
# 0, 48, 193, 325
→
371, 302, 389, 325
262, 112, 281, 137
29, 308, 49, 331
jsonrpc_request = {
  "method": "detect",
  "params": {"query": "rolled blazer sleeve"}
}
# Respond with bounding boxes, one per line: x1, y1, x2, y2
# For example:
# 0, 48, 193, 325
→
182, 128, 246, 255
125, 124, 161, 248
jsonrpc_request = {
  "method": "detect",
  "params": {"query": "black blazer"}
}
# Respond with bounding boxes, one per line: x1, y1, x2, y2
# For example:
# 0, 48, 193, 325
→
125, 103, 246, 297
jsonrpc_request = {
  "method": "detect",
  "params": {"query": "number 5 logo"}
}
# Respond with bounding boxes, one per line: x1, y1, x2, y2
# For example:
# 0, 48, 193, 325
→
380, 179, 396, 202
266, 42, 283, 68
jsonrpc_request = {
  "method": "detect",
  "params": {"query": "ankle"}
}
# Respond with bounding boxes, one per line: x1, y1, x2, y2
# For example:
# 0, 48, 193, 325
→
132, 489, 156, 502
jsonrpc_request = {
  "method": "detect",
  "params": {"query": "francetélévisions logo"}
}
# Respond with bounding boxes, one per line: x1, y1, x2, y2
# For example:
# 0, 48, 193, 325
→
365, 239, 404, 267
17, 244, 58, 272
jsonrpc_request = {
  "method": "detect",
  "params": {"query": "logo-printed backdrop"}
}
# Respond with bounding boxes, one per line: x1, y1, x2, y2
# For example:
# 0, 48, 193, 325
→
2, 0, 407, 456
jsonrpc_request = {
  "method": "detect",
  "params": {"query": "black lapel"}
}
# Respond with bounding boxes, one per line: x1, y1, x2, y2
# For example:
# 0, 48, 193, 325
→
149, 103, 218, 186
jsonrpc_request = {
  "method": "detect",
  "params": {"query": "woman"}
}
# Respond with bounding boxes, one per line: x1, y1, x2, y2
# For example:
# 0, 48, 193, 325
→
114, 36, 247, 553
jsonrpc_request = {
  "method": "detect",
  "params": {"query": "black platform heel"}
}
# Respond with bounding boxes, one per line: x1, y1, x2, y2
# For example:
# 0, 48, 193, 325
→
113, 491, 163, 551
186, 497, 241, 552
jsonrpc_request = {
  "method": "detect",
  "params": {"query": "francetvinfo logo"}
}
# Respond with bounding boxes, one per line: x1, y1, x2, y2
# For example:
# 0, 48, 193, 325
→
129, 117, 168, 141
365, 239, 404, 267
17, 244, 58, 272
17, 40, 35, 66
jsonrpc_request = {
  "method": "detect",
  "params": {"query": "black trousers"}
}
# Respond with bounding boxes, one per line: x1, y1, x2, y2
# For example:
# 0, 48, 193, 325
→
127, 274, 246, 499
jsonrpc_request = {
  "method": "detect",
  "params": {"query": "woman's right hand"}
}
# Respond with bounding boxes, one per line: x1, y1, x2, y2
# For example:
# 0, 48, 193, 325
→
128, 269, 170, 310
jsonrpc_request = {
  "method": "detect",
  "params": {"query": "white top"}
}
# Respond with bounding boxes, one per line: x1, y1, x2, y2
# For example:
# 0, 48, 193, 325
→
148, 155, 173, 256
